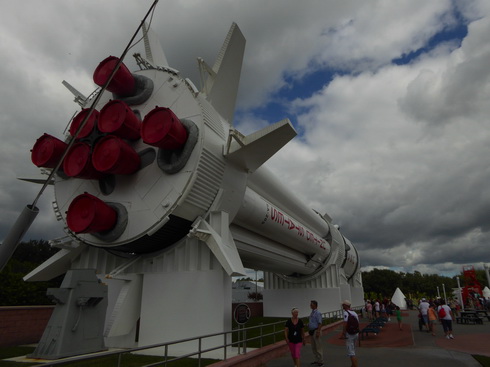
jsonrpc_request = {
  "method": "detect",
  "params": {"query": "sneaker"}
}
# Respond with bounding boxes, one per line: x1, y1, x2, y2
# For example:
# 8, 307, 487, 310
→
449, 334, 454, 339
446, 335, 450, 339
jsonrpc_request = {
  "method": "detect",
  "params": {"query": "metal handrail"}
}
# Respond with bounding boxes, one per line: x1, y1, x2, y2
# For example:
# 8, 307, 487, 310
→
39, 309, 347, 367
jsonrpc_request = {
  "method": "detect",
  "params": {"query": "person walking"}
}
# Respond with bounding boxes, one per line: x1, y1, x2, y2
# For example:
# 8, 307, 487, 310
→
340, 300, 359, 367
437, 299, 454, 339
395, 306, 403, 330
365, 300, 373, 320
308, 300, 324, 366
427, 303, 438, 336
284, 307, 305, 367
374, 299, 380, 318
418, 298, 430, 332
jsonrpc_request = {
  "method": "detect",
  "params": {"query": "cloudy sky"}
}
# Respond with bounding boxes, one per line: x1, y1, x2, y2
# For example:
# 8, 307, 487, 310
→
1, 0, 489, 277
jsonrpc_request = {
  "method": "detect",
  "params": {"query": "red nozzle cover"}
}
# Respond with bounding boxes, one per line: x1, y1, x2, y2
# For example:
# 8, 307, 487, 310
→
141, 107, 188, 150
66, 193, 117, 233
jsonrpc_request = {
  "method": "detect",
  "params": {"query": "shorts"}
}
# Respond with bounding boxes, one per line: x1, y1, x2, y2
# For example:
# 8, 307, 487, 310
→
441, 319, 452, 333
346, 333, 358, 357
421, 315, 428, 325
288, 342, 302, 358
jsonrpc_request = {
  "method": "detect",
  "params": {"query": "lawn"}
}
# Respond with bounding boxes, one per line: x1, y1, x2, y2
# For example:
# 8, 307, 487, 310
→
0, 346, 217, 367
473, 355, 490, 367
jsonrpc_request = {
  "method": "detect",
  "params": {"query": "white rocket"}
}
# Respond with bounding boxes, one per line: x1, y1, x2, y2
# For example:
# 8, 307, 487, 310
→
22, 22, 360, 282
0, 14, 363, 356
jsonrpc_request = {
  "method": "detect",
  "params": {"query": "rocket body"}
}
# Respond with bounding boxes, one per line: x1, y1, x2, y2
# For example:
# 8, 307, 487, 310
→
30, 23, 359, 281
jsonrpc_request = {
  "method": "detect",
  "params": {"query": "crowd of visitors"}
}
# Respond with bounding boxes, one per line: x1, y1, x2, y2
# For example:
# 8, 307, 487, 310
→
415, 297, 457, 339
362, 298, 398, 320
282, 294, 488, 366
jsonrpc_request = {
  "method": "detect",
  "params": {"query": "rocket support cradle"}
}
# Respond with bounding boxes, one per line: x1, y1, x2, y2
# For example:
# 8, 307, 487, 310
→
24, 22, 363, 356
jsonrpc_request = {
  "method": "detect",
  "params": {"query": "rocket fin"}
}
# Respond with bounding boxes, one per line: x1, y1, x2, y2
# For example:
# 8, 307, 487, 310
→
142, 22, 169, 67
190, 212, 246, 277
18, 176, 54, 185
225, 119, 297, 173
202, 23, 245, 124
23, 242, 87, 282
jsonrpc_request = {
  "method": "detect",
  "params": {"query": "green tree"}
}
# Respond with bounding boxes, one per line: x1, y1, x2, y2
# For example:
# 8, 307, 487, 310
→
362, 268, 458, 301
0, 240, 62, 306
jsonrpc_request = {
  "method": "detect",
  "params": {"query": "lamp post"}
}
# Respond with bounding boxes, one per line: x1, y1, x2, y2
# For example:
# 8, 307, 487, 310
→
255, 269, 258, 301
457, 277, 464, 312
484, 264, 490, 288
442, 283, 447, 304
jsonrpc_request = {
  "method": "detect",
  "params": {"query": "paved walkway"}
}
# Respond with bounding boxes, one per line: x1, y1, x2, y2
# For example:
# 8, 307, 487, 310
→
265, 310, 490, 367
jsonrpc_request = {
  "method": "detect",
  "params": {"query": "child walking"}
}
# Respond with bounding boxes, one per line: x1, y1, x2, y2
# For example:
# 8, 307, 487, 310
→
395, 306, 402, 330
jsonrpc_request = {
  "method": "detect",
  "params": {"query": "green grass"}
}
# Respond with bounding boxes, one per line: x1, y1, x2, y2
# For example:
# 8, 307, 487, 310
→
0, 347, 39, 367
473, 355, 490, 367
233, 316, 285, 348
0, 347, 217, 367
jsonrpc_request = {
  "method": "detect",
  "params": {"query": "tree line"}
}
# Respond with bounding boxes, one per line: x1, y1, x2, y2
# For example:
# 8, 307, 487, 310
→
0, 240, 62, 306
362, 267, 488, 302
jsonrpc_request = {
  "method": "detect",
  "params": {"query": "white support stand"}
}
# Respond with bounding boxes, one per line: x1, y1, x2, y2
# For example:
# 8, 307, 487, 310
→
137, 263, 232, 356
263, 264, 364, 318
53, 237, 234, 358
263, 287, 342, 318
262, 265, 341, 318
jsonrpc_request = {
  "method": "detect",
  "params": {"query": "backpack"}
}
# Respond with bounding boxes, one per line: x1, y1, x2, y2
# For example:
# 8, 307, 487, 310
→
438, 307, 446, 319
346, 311, 360, 334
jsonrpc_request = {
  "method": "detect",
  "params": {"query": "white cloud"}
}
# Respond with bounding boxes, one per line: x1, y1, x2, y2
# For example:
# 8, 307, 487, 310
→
1, 0, 489, 276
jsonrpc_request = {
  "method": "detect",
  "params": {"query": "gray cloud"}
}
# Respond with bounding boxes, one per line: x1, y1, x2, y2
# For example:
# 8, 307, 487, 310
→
1, 0, 489, 277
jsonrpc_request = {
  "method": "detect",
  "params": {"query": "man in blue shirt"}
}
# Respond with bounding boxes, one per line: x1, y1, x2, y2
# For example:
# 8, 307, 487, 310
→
308, 300, 323, 366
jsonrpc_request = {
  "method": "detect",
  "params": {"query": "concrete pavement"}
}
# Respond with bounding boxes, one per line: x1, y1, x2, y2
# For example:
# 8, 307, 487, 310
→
264, 309, 489, 367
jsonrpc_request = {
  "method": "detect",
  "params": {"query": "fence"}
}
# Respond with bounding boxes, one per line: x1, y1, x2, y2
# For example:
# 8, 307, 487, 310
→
29, 309, 346, 367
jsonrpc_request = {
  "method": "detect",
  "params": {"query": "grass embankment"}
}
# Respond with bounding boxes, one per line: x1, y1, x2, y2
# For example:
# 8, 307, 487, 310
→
0, 346, 217, 367
473, 355, 490, 366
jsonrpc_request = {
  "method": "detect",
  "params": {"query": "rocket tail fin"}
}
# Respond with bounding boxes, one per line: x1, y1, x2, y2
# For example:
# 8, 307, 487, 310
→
225, 119, 297, 173
201, 23, 245, 124
142, 22, 169, 67
190, 212, 246, 277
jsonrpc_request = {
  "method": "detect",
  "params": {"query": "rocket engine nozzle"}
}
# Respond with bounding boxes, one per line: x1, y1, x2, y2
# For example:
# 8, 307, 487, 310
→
141, 107, 188, 150
69, 109, 98, 139
98, 100, 141, 140
31, 133, 68, 168
63, 142, 104, 180
92, 135, 141, 175
93, 56, 136, 97
66, 193, 117, 233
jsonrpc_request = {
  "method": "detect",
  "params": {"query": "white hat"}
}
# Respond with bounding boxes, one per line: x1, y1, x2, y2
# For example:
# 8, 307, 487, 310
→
342, 300, 351, 306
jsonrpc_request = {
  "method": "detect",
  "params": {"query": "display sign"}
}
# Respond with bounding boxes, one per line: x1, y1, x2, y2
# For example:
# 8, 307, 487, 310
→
233, 303, 251, 325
